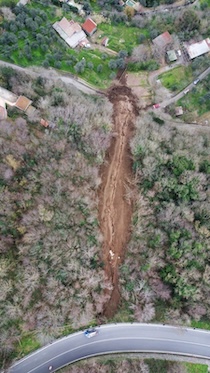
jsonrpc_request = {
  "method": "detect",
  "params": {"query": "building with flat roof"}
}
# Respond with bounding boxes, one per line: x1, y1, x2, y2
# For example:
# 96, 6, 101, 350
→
184, 38, 210, 59
15, 96, 32, 111
167, 50, 177, 62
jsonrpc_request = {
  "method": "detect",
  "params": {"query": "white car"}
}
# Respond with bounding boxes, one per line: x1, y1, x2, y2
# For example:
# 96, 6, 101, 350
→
84, 328, 98, 338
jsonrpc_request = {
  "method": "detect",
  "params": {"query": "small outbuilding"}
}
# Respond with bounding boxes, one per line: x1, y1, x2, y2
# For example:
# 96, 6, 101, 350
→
101, 37, 109, 47
175, 106, 183, 116
40, 118, 49, 128
15, 96, 32, 112
167, 50, 177, 62
125, 0, 136, 6
82, 18, 97, 36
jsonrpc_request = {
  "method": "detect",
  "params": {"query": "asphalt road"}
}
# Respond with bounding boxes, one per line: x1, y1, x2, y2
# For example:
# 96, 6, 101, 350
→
8, 323, 210, 373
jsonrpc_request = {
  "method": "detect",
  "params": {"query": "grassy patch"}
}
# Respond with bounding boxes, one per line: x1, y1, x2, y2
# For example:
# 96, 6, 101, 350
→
15, 333, 41, 356
98, 22, 149, 53
146, 360, 208, 373
185, 362, 208, 373
191, 319, 210, 330
159, 66, 193, 93
177, 76, 210, 117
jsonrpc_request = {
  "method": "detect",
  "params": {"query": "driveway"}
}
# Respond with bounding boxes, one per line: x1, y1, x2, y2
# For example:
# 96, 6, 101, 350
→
0, 87, 17, 105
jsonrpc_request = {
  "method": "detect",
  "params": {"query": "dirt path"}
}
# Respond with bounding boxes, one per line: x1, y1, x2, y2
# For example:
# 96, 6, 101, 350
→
98, 82, 139, 318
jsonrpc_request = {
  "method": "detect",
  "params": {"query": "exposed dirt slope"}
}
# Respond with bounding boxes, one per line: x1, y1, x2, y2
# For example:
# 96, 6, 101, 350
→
98, 82, 139, 318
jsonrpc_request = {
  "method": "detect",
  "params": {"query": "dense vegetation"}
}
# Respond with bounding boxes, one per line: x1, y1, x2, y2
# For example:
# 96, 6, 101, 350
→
0, 0, 210, 372
0, 68, 113, 367
119, 113, 210, 325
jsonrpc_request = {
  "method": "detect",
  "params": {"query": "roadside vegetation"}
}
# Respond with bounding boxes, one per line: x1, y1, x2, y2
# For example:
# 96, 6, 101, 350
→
57, 356, 208, 373
159, 55, 210, 94
159, 66, 193, 93
177, 74, 210, 118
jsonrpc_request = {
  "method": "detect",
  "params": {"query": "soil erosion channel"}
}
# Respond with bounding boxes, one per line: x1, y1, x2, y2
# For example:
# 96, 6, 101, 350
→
99, 82, 139, 318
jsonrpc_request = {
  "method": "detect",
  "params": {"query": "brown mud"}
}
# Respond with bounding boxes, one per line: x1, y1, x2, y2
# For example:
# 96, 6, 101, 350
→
98, 77, 139, 318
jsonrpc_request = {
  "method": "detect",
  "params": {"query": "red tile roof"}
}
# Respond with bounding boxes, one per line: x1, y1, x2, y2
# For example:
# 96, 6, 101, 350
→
153, 31, 172, 48
82, 18, 97, 35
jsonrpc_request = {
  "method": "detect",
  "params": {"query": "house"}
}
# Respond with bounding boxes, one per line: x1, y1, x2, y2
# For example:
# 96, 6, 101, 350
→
167, 50, 177, 62
15, 96, 32, 112
101, 37, 109, 47
82, 18, 97, 37
53, 17, 88, 48
153, 31, 172, 49
184, 38, 210, 60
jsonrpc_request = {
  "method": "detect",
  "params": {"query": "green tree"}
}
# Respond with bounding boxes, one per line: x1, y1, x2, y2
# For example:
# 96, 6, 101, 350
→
87, 62, 94, 70
97, 64, 103, 73
199, 160, 210, 174
176, 10, 201, 32
108, 60, 117, 70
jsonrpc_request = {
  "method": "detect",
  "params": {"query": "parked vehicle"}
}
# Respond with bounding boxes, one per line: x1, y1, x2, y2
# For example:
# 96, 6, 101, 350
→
84, 328, 98, 338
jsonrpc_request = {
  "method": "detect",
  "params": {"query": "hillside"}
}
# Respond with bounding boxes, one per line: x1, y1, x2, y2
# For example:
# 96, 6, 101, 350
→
0, 0, 210, 372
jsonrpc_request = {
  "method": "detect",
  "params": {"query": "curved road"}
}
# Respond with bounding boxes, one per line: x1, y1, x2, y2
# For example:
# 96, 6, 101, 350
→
0, 60, 101, 96
8, 323, 210, 373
